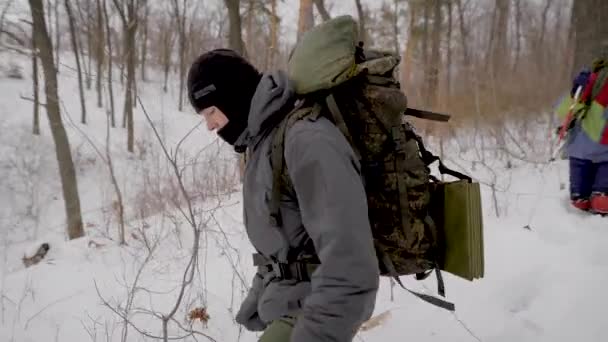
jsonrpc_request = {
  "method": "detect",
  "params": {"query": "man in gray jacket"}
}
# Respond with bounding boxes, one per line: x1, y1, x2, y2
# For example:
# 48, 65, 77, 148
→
187, 48, 379, 342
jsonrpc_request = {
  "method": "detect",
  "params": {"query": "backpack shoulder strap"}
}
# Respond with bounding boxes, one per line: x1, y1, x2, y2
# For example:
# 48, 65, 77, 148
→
591, 67, 608, 102
269, 103, 323, 228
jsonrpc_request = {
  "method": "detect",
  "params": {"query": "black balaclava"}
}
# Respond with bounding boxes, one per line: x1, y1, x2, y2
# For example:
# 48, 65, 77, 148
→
187, 49, 262, 145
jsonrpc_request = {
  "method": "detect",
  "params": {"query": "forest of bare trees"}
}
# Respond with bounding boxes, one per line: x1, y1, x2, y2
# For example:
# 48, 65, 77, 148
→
0, 0, 606, 239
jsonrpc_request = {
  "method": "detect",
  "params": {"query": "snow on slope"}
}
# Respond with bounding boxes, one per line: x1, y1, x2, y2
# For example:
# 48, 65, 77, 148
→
0, 52, 607, 342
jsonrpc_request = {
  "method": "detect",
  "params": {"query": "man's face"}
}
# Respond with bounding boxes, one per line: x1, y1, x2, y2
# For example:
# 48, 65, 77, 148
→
199, 106, 229, 132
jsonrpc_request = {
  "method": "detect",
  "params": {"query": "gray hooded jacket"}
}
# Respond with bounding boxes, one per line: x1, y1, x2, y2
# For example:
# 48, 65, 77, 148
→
234, 71, 380, 342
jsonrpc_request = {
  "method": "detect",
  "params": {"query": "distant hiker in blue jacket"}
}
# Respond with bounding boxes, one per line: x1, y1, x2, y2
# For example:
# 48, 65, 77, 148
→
555, 46, 608, 214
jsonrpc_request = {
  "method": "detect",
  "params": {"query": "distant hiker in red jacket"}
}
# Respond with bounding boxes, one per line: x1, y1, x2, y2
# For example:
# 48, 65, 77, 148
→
555, 45, 608, 214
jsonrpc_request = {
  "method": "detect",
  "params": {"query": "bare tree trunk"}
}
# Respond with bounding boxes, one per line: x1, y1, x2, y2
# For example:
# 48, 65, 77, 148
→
119, 31, 125, 86
491, 0, 509, 76
354, 0, 367, 43
54, 0, 60, 71
267, 0, 278, 68
46, 0, 52, 60
421, 0, 430, 107
298, 0, 314, 40
32, 31, 40, 135
456, 0, 470, 64
160, 16, 174, 93
313, 0, 331, 21
485, 3, 498, 70
102, 0, 115, 127
28, 0, 84, 240
112, 0, 137, 152
85, 0, 93, 90
512, 0, 521, 73
140, 2, 148, 82
401, 3, 417, 89
95, 0, 104, 108
536, 0, 553, 74
245, 0, 254, 52
64, 0, 87, 124
125, 2, 136, 151
446, 0, 453, 106
391, 0, 399, 56
162, 26, 172, 93
224, 0, 246, 56
74, 0, 93, 89
73, 0, 91, 91
428, 0, 441, 109
171, 0, 188, 112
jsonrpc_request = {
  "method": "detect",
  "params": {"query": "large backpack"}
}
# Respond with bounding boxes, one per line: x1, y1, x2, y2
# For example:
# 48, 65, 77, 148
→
268, 15, 476, 311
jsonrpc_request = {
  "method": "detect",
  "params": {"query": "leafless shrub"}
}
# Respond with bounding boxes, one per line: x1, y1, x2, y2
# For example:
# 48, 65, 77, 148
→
93, 96, 228, 342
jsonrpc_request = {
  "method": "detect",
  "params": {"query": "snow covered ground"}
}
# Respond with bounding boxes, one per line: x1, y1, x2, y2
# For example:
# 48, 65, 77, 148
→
0, 51, 606, 342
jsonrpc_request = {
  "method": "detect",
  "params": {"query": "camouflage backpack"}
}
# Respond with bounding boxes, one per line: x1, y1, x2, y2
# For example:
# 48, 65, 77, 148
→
269, 15, 472, 311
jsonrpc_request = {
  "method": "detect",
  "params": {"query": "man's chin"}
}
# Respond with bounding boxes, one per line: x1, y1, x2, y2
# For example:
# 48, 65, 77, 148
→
217, 124, 242, 146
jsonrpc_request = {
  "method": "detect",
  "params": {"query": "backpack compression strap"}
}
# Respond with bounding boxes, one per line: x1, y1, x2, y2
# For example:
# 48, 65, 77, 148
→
404, 125, 472, 182
376, 242, 455, 312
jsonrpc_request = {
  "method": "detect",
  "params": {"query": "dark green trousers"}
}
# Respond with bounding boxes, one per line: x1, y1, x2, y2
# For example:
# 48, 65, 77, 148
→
258, 316, 296, 342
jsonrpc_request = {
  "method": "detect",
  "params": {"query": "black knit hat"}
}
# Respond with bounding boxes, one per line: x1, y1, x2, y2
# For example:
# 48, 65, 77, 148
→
187, 49, 262, 145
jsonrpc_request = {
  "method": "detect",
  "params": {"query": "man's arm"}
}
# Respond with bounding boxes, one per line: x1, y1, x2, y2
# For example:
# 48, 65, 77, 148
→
284, 118, 380, 342
236, 268, 270, 331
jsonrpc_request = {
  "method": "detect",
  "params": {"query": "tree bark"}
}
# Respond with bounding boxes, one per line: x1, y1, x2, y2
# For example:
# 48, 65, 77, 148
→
421, 0, 430, 106
401, 2, 417, 89
102, 0, 115, 127
536, 0, 553, 74
354, 0, 367, 43
297, 0, 314, 41
32, 30, 40, 135
456, 0, 470, 65
95, 0, 104, 108
171, 0, 188, 112
267, 0, 278, 68
28, 0, 84, 240
46, 0, 52, 63
74, 0, 93, 89
160, 16, 174, 93
428, 0, 441, 109
140, 2, 148, 82
512, 0, 521, 73
391, 0, 399, 56
224, 0, 245, 56
125, 1, 136, 151
112, 0, 137, 152
64, 0, 87, 124
74, 0, 92, 90
312, 0, 330, 21
446, 0, 453, 106
491, 0, 509, 76
246, 0, 254, 53
54, 0, 60, 71
85, 0, 93, 90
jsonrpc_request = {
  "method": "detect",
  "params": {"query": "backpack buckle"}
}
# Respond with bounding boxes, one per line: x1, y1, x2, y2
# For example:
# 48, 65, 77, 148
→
271, 262, 290, 279
293, 262, 310, 282
270, 262, 312, 281
391, 126, 404, 152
